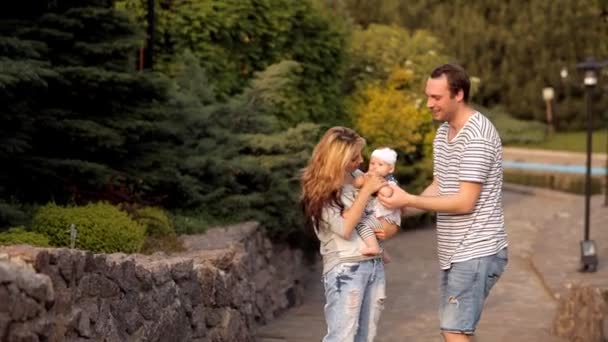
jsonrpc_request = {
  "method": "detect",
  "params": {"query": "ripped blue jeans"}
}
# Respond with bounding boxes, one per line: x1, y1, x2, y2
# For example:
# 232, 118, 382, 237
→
322, 258, 386, 342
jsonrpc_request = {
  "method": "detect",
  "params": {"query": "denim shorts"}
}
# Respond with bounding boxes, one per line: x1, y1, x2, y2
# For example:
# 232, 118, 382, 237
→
322, 258, 386, 342
439, 248, 508, 335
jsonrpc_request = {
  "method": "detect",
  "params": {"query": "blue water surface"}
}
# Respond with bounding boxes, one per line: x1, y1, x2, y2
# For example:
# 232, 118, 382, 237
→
503, 160, 607, 175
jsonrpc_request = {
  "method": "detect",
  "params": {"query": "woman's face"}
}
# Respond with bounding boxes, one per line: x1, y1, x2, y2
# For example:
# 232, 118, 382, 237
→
346, 149, 363, 173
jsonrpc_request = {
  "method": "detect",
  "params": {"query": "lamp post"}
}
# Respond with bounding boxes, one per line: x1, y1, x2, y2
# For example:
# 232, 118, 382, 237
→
605, 108, 608, 207
576, 58, 601, 272
542, 87, 555, 136
145, 0, 155, 70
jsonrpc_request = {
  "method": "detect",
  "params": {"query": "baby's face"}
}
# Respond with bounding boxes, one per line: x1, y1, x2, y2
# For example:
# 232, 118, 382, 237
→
368, 157, 394, 177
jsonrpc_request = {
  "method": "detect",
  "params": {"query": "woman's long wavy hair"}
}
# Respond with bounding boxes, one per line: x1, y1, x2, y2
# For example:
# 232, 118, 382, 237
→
300, 126, 365, 232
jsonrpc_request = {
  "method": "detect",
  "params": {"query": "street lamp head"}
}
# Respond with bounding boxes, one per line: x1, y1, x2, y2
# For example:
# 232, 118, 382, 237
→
542, 86, 555, 101
584, 71, 598, 87
577, 57, 602, 88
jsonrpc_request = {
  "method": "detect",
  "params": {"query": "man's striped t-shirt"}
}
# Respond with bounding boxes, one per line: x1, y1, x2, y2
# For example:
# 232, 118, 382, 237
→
433, 111, 508, 270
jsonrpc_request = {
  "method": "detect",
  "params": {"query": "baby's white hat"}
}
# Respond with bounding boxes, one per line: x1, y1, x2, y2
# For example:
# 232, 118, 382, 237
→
371, 147, 397, 165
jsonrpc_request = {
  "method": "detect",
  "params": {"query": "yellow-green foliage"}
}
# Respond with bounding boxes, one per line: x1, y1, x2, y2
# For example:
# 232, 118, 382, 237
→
348, 25, 447, 91
347, 24, 448, 157
0, 227, 50, 247
135, 207, 174, 237
31, 203, 145, 253
351, 75, 433, 154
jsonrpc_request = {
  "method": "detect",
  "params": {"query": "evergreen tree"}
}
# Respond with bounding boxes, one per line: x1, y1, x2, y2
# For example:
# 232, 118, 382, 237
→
171, 52, 318, 242
0, 0, 184, 226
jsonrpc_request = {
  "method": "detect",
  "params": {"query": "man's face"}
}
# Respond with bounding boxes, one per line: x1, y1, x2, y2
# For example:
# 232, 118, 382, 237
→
368, 157, 394, 177
425, 75, 461, 122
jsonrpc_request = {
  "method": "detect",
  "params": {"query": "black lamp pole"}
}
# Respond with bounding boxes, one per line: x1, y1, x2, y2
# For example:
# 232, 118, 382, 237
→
605, 110, 608, 206
576, 58, 601, 272
145, 0, 155, 70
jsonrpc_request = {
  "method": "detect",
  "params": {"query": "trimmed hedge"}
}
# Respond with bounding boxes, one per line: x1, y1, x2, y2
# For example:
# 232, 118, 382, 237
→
31, 203, 145, 253
504, 170, 604, 195
0, 227, 50, 247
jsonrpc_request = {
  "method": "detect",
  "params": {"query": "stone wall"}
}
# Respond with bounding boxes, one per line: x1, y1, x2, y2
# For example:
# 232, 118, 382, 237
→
552, 284, 608, 342
0, 222, 310, 342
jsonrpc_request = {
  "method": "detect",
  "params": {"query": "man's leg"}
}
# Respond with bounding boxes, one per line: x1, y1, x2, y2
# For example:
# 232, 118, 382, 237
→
439, 250, 508, 341
438, 260, 477, 342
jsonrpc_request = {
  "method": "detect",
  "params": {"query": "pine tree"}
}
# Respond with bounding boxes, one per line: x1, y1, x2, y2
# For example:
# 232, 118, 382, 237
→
170, 53, 318, 241
0, 0, 184, 226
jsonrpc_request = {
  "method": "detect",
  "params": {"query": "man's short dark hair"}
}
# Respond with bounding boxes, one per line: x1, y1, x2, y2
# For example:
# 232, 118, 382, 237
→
430, 63, 471, 102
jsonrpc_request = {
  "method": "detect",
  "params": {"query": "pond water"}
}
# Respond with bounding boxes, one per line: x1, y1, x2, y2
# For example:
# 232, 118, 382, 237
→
503, 160, 607, 175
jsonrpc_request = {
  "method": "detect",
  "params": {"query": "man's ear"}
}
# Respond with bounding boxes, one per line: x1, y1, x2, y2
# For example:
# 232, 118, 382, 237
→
389, 165, 395, 174
456, 89, 465, 102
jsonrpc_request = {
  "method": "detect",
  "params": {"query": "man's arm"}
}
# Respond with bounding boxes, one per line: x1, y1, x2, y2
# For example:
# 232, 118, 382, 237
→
407, 181, 481, 214
379, 179, 482, 215
402, 178, 439, 216
336, 173, 386, 239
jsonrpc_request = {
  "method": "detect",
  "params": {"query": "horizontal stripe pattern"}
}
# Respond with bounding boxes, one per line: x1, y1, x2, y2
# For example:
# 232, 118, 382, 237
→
433, 112, 508, 270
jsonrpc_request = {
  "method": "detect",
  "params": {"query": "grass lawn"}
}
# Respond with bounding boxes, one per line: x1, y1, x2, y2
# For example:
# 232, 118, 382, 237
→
511, 130, 608, 153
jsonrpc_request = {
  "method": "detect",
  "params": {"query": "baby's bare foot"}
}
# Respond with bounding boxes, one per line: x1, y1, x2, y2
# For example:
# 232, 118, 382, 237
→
360, 246, 381, 256
382, 252, 392, 264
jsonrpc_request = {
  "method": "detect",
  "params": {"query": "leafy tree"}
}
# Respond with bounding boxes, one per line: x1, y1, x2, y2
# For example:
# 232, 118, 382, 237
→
346, 24, 446, 92
336, 0, 608, 130
116, 0, 350, 127
351, 71, 432, 154
345, 24, 448, 194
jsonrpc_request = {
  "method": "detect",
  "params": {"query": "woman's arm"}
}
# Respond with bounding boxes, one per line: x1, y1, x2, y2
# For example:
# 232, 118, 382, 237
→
373, 219, 399, 241
339, 174, 386, 239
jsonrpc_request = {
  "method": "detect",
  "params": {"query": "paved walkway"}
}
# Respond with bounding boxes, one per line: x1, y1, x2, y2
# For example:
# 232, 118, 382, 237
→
256, 187, 608, 342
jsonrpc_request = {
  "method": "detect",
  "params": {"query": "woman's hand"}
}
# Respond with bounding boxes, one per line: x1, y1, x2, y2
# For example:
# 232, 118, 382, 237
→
360, 172, 386, 195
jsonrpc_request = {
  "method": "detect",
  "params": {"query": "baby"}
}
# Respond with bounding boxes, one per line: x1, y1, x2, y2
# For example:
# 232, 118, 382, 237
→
353, 147, 401, 261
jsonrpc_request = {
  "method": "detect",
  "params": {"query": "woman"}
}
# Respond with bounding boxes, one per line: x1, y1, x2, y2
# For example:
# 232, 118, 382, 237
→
300, 126, 399, 341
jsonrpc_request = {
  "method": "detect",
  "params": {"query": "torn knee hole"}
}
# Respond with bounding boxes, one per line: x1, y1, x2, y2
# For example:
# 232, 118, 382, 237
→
346, 289, 360, 309
447, 296, 459, 305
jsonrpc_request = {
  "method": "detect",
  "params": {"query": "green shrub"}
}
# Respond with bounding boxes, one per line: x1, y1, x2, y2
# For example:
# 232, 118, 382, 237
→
31, 203, 145, 253
171, 212, 213, 235
0, 227, 50, 247
131, 207, 185, 254
483, 105, 547, 145
133, 207, 174, 237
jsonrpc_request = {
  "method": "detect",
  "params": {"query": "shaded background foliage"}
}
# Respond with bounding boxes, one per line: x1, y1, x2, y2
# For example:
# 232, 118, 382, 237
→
336, 0, 608, 130
2, 0, 606, 251
0, 0, 329, 247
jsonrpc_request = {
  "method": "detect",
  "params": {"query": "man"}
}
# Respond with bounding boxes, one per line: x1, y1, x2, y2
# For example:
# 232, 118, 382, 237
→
378, 63, 508, 342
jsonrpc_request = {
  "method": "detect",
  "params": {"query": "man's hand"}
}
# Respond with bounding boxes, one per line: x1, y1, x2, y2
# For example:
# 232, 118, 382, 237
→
377, 184, 411, 209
